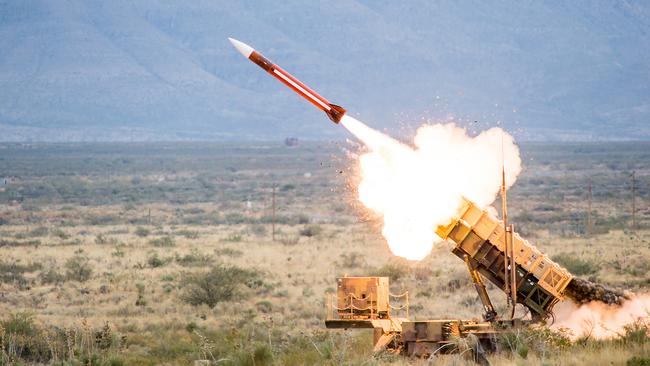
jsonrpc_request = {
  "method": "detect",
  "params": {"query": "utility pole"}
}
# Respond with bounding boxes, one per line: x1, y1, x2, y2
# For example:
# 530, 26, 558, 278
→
587, 179, 592, 236
631, 171, 636, 230
271, 184, 276, 241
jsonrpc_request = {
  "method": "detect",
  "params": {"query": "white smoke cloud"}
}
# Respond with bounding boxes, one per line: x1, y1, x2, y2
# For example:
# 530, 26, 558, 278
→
342, 116, 522, 260
552, 296, 650, 339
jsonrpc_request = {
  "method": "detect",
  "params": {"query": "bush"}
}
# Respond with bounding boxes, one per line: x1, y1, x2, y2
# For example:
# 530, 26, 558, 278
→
296, 214, 310, 225
280, 184, 295, 191
112, 245, 125, 257
621, 320, 650, 345
628, 356, 650, 366
223, 233, 242, 242
65, 255, 93, 282
252, 344, 273, 364
135, 227, 151, 237
95, 233, 117, 245
248, 224, 267, 237
147, 253, 169, 268
39, 268, 65, 285
277, 234, 300, 246
180, 265, 262, 308
371, 263, 410, 281
28, 226, 49, 237
215, 248, 243, 258
176, 249, 213, 267
299, 224, 322, 237
2, 312, 39, 336
1, 313, 123, 364
1, 312, 50, 362
135, 283, 147, 307
52, 228, 70, 240
552, 253, 600, 276
149, 236, 175, 247
338, 252, 366, 268
0, 261, 42, 288
255, 300, 273, 313
175, 229, 199, 239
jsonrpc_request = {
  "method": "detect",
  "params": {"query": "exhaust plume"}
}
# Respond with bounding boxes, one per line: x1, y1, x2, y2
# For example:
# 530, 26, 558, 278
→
552, 294, 650, 339
341, 115, 522, 260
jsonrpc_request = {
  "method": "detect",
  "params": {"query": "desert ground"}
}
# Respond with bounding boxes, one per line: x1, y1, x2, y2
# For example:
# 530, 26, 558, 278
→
0, 141, 649, 365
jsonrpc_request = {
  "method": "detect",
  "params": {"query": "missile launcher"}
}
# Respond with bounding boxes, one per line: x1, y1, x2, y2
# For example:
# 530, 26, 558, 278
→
436, 197, 573, 320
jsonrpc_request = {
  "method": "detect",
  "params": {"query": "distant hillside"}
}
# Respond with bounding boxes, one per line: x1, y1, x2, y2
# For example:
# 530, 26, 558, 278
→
0, 1, 648, 141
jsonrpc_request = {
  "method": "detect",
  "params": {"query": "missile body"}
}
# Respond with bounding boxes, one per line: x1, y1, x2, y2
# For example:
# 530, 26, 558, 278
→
229, 38, 346, 124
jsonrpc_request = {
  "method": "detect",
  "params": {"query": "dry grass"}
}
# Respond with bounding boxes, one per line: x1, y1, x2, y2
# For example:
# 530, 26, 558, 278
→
0, 141, 648, 364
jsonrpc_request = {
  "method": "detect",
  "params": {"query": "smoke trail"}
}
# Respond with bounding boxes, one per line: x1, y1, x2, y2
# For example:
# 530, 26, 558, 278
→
341, 115, 522, 260
565, 277, 629, 305
552, 295, 650, 339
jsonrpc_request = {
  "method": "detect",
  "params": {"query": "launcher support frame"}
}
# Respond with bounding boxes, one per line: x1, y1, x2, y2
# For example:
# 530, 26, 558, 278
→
464, 255, 498, 322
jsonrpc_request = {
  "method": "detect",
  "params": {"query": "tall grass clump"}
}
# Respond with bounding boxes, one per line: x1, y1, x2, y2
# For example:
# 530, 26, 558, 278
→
180, 265, 263, 308
149, 236, 175, 247
64, 255, 92, 282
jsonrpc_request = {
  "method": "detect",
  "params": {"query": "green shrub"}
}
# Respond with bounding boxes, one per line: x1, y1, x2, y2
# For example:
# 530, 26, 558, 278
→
277, 233, 300, 246
2, 312, 38, 336
176, 249, 213, 267
112, 245, 125, 258
620, 321, 650, 345
1, 312, 50, 363
255, 300, 273, 313
180, 265, 262, 308
0, 261, 42, 287
174, 229, 199, 239
299, 224, 322, 237
95, 233, 117, 245
223, 233, 242, 242
296, 214, 310, 225
338, 252, 366, 268
52, 228, 70, 240
135, 226, 151, 237
248, 224, 267, 237
371, 263, 410, 281
551, 253, 600, 275
215, 247, 243, 258
628, 356, 650, 366
185, 321, 198, 333
106, 357, 126, 366
135, 283, 147, 307
64, 255, 92, 282
147, 253, 169, 268
39, 268, 65, 285
28, 226, 49, 237
280, 184, 295, 191
252, 344, 273, 364
95, 233, 108, 244
149, 236, 175, 247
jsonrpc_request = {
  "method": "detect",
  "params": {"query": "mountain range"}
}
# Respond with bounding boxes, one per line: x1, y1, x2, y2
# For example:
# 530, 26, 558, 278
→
0, 1, 648, 141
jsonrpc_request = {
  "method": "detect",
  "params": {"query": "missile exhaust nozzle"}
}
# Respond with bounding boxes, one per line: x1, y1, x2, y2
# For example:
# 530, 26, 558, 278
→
326, 104, 346, 124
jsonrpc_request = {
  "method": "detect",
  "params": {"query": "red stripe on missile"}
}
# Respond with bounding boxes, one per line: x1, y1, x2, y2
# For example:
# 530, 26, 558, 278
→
229, 38, 346, 124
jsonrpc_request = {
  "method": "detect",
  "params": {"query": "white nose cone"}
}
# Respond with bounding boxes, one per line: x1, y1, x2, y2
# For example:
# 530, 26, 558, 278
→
228, 37, 254, 58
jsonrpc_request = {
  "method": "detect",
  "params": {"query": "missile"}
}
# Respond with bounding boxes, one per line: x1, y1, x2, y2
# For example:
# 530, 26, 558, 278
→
228, 38, 346, 124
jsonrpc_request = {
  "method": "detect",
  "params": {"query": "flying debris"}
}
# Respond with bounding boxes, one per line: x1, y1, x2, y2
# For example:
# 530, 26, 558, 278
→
228, 38, 346, 124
